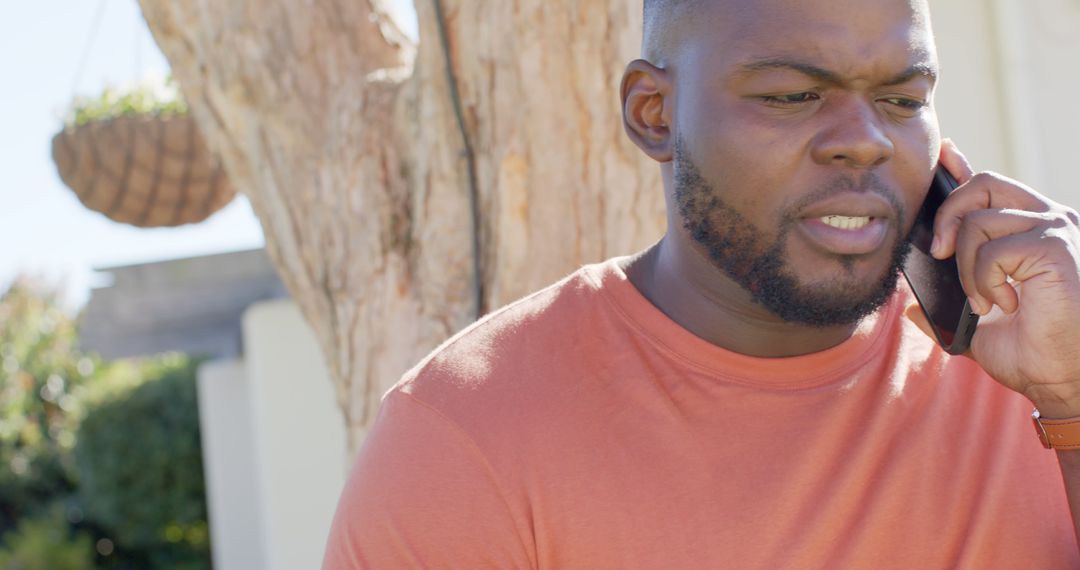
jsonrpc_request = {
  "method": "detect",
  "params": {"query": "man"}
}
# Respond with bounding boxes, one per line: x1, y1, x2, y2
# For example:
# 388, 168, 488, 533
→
325, 0, 1080, 567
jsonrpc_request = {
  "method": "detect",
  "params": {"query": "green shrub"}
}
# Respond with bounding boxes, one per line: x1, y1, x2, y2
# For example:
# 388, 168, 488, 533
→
0, 505, 94, 570
0, 279, 146, 538
0, 280, 92, 535
74, 356, 210, 569
0, 280, 212, 569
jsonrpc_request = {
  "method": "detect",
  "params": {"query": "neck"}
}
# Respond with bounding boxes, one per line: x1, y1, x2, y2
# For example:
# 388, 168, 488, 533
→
623, 236, 859, 358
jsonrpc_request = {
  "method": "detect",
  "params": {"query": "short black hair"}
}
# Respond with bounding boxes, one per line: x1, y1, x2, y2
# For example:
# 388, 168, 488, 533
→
641, 0, 701, 62
644, 0, 935, 62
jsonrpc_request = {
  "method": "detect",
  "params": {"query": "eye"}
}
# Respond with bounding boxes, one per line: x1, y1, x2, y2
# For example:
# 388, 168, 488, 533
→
880, 97, 928, 115
760, 92, 821, 106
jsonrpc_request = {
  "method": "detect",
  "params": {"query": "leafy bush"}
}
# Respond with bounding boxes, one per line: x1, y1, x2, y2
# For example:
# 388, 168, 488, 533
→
0, 280, 96, 535
74, 356, 210, 569
0, 279, 211, 569
0, 504, 94, 570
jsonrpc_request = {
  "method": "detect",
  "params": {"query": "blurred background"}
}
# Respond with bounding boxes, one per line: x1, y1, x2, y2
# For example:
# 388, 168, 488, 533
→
1, 1, 416, 568
1, 0, 265, 310
0, 0, 1077, 569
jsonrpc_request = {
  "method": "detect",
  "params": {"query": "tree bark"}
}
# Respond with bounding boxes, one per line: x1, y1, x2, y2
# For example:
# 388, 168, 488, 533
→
137, 0, 664, 454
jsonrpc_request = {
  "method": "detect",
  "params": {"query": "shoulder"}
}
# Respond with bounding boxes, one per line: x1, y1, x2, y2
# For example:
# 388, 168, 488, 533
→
389, 259, 629, 425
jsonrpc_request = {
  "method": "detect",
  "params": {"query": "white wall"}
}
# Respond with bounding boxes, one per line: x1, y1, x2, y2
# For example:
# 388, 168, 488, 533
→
197, 359, 266, 570
1020, 0, 1080, 205
930, 0, 1080, 205
243, 300, 347, 570
931, 0, 1013, 175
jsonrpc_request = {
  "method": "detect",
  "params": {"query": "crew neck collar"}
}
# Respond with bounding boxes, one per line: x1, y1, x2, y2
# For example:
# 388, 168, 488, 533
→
584, 257, 901, 390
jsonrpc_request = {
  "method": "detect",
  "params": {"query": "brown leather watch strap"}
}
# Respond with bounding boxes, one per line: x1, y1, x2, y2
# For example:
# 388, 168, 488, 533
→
1032, 409, 1080, 450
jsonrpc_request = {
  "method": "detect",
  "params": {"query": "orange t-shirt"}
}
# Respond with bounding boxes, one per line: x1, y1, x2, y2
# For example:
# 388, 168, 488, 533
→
324, 258, 1078, 569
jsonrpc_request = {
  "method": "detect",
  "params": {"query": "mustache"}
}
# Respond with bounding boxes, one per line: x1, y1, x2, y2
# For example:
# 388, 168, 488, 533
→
786, 172, 907, 227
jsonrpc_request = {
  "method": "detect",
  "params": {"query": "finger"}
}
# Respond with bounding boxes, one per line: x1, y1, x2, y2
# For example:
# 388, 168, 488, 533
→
939, 139, 975, 183
933, 172, 1053, 259
971, 230, 1050, 314
903, 302, 975, 358
953, 209, 1051, 314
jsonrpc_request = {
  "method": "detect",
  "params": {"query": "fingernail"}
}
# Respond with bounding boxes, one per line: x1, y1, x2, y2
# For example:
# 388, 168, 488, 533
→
930, 235, 941, 257
968, 297, 984, 315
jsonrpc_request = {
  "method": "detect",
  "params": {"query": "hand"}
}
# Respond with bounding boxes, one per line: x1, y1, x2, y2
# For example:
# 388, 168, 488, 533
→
924, 140, 1080, 418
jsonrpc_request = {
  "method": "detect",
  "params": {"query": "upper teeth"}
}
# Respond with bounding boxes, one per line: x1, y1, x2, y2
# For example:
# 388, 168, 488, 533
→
821, 215, 871, 230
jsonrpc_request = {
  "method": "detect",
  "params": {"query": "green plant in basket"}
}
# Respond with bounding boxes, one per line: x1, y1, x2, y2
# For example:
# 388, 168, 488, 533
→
67, 76, 189, 126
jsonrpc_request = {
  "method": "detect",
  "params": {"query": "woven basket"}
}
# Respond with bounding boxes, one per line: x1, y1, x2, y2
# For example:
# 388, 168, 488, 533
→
51, 114, 236, 228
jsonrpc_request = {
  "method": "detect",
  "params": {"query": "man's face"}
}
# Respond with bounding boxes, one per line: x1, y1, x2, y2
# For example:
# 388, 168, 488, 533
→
666, 0, 940, 325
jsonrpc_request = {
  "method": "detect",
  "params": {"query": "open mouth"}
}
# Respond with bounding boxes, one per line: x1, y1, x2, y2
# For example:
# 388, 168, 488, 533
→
796, 216, 889, 256
819, 215, 872, 230
794, 190, 899, 256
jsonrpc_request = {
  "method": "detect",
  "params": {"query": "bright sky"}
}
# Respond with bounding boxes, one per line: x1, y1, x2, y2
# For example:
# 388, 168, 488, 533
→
0, 0, 417, 311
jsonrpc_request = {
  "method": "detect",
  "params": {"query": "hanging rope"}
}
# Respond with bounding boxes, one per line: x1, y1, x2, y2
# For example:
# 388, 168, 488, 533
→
70, 0, 110, 96
133, 4, 143, 82
51, 0, 238, 228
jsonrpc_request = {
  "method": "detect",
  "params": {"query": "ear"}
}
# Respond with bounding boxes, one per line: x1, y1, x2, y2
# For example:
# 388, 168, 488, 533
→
620, 59, 673, 163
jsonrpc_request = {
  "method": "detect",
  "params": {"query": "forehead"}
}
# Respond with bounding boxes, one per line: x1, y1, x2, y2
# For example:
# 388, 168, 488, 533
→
683, 0, 936, 78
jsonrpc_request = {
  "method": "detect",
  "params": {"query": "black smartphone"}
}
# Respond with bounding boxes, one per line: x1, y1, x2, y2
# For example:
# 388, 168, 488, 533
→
901, 166, 979, 355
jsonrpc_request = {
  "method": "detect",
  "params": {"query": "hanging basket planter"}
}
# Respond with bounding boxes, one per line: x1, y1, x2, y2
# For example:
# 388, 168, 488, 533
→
52, 113, 235, 228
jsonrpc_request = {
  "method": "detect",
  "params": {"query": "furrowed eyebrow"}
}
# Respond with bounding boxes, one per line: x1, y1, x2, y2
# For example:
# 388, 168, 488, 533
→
882, 62, 938, 86
738, 59, 845, 85
737, 58, 938, 87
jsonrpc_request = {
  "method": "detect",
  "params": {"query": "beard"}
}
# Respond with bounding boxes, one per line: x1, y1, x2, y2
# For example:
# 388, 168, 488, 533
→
672, 137, 911, 327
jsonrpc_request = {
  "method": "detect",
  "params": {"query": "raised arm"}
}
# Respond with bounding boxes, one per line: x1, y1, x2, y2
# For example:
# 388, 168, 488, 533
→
931, 140, 1080, 546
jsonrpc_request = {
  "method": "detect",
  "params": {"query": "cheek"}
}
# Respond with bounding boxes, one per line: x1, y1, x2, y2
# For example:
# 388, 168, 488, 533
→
687, 119, 796, 207
894, 127, 940, 228
907, 120, 940, 177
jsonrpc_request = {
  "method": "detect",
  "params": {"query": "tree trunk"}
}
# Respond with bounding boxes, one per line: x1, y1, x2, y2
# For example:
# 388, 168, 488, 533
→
136, 0, 664, 454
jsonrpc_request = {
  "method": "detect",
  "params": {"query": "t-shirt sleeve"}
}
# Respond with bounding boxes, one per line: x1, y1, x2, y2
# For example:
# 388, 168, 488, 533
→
322, 391, 534, 569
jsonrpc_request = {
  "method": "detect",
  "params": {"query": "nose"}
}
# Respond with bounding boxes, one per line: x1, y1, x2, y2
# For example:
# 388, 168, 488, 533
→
810, 96, 894, 169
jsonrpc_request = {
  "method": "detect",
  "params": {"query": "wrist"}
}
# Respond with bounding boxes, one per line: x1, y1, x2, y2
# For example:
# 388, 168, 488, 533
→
1032, 409, 1080, 450
1025, 384, 1080, 419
